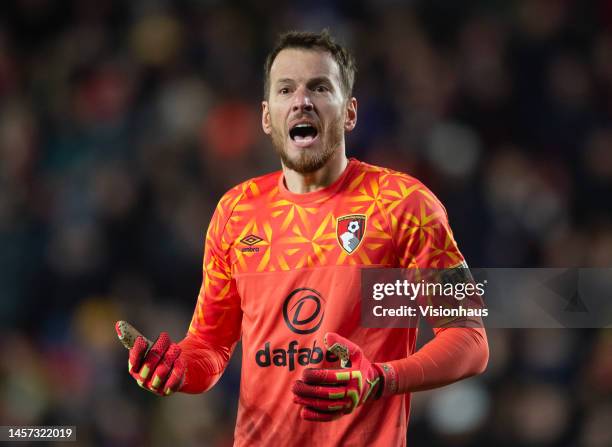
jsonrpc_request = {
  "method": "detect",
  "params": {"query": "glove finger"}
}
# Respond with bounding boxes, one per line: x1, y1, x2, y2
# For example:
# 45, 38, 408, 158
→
302, 368, 351, 385
324, 332, 355, 350
293, 394, 352, 412
300, 406, 344, 422
135, 378, 160, 395
137, 332, 171, 381
128, 336, 149, 374
324, 332, 362, 368
162, 357, 186, 396
292, 380, 347, 399
150, 344, 181, 390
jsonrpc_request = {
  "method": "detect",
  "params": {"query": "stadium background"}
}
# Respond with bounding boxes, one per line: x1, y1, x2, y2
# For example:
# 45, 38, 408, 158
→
1, 0, 611, 445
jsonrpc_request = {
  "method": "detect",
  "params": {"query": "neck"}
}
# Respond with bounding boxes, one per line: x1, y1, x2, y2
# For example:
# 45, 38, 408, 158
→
282, 151, 349, 194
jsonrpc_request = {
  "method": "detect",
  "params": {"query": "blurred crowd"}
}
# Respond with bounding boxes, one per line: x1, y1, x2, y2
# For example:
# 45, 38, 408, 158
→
1, 0, 611, 445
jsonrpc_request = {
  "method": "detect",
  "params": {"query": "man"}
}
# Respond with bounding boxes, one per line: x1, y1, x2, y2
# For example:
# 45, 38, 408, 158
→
121, 30, 488, 446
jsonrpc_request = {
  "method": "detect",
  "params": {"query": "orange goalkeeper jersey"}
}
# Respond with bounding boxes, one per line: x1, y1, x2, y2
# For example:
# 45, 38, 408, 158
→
183, 158, 465, 446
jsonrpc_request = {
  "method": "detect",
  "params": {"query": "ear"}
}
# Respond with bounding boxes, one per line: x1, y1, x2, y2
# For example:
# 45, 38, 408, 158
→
344, 97, 357, 132
262, 101, 272, 135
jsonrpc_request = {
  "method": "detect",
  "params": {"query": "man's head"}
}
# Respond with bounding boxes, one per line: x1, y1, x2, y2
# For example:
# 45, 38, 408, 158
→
262, 30, 358, 174
263, 30, 356, 101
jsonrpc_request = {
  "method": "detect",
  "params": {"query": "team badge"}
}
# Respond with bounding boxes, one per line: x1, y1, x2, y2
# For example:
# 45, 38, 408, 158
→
336, 214, 367, 254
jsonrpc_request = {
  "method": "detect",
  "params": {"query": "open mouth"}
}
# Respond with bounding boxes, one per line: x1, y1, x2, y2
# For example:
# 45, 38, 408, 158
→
289, 123, 319, 146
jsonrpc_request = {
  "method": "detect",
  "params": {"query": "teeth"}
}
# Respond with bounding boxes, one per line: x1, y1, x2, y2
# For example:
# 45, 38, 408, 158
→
294, 135, 314, 143
295, 123, 312, 128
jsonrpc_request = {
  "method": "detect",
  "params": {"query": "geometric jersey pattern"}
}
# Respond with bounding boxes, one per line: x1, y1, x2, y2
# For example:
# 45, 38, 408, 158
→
187, 158, 464, 446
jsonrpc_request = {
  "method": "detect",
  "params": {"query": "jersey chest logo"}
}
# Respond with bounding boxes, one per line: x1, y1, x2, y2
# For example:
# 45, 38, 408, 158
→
239, 234, 264, 253
336, 214, 367, 254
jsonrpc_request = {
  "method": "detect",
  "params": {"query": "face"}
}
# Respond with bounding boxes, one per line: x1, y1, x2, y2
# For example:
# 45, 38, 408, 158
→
262, 48, 357, 174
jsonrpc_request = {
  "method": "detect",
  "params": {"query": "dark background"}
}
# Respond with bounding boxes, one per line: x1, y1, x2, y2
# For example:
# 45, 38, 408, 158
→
1, 0, 611, 445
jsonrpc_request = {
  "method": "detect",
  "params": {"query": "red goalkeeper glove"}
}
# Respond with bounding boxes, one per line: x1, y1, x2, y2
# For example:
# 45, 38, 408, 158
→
115, 321, 186, 396
292, 332, 396, 422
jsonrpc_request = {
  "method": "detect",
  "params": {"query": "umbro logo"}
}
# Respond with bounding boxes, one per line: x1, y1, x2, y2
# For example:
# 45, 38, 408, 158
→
241, 234, 263, 246
240, 234, 263, 253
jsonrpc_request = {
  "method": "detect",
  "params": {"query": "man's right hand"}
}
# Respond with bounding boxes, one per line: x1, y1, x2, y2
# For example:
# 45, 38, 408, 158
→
116, 321, 186, 396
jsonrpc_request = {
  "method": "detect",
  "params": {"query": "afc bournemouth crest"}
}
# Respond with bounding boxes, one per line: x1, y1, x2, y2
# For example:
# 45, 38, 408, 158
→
336, 214, 367, 254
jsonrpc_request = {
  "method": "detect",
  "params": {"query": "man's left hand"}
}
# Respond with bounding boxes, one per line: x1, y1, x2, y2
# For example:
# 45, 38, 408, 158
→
292, 332, 386, 422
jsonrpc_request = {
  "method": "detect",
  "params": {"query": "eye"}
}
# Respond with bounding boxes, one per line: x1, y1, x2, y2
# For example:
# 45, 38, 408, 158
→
279, 87, 290, 95
315, 85, 329, 93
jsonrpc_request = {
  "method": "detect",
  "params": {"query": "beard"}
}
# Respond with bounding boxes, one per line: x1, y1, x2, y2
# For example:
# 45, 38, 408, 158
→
270, 115, 344, 174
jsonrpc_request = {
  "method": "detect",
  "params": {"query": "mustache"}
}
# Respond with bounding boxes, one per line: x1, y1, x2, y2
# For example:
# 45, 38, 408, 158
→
288, 113, 318, 125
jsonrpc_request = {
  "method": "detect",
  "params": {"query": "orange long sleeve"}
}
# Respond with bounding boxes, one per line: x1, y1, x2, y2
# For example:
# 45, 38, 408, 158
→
387, 327, 489, 393
178, 334, 237, 393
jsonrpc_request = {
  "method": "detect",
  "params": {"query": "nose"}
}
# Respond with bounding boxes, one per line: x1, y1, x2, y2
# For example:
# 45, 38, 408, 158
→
292, 86, 314, 112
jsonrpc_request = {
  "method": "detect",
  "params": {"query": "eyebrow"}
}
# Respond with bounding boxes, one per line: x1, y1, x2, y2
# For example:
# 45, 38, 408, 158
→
274, 76, 333, 86
307, 76, 333, 87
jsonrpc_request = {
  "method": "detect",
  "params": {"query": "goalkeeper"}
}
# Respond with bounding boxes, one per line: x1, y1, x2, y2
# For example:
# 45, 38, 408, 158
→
119, 30, 488, 446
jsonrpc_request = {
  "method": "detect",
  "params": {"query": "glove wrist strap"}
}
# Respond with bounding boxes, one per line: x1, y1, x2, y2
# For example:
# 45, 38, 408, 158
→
373, 363, 398, 397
